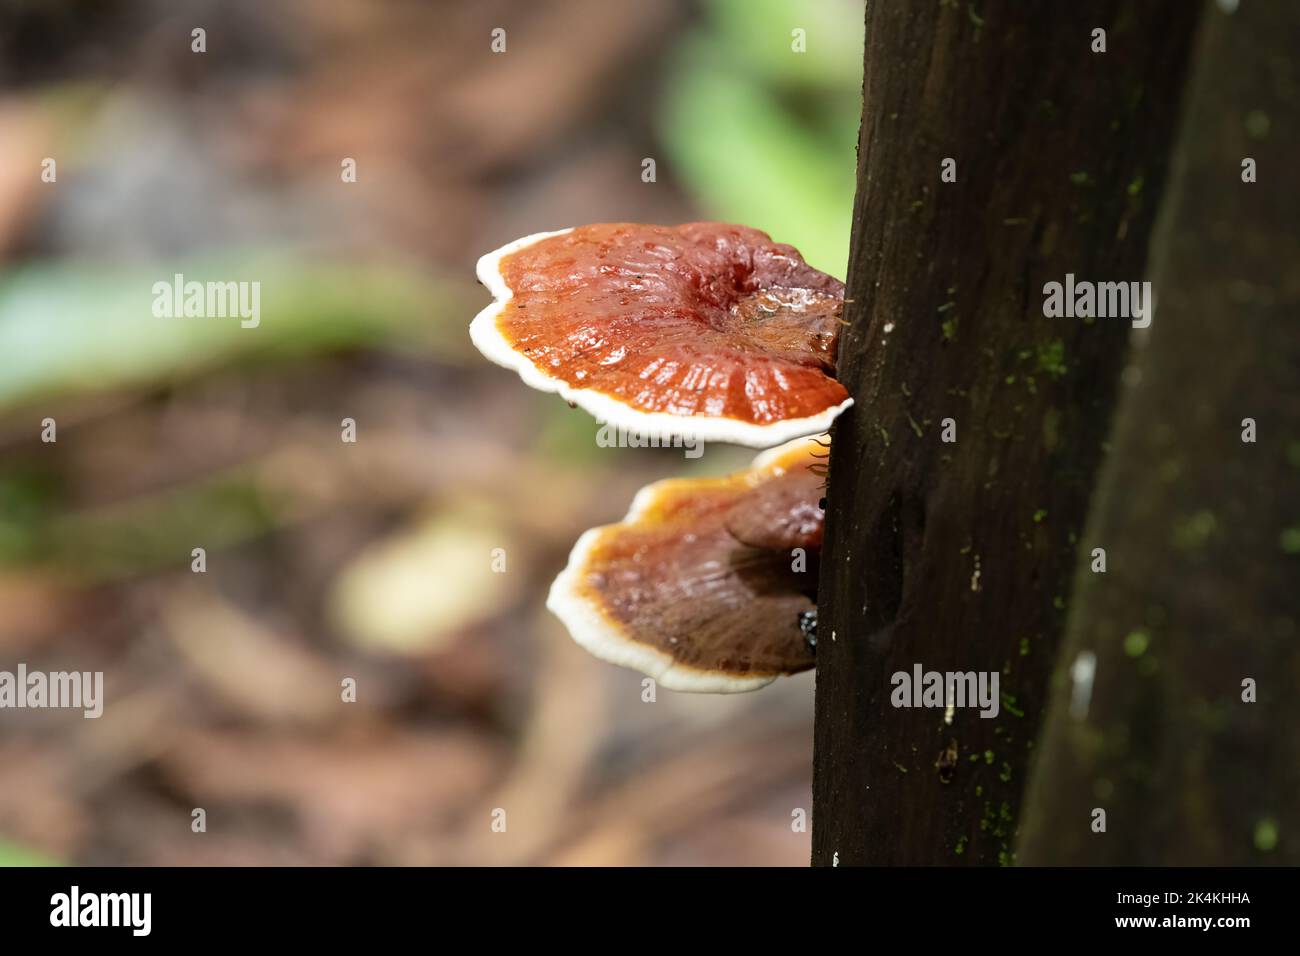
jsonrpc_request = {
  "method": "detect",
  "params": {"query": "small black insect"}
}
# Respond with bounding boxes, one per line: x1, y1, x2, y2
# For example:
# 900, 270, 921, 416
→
818, 497, 828, 511
798, 609, 818, 651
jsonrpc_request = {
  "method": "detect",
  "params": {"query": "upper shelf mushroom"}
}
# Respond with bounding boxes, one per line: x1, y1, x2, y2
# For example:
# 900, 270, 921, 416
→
471, 223, 852, 447
546, 434, 827, 692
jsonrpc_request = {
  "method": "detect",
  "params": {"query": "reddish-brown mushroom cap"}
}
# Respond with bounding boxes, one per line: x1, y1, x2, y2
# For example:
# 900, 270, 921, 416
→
546, 435, 827, 692
471, 223, 852, 447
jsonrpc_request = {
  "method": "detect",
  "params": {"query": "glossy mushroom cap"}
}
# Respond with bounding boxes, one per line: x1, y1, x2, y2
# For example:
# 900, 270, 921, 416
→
546, 435, 827, 692
471, 223, 852, 448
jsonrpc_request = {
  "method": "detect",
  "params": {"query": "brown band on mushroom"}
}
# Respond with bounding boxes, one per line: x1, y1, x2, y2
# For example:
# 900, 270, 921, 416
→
546, 436, 825, 692
722, 447, 826, 551
472, 223, 853, 447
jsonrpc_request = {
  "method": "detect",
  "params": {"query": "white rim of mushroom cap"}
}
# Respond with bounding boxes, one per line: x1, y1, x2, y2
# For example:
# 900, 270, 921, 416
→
545, 436, 822, 693
470, 228, 853, 449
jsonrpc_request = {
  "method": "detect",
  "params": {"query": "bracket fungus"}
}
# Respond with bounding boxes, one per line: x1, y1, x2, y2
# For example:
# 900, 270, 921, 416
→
472, 222, 847, 691
471, 222, 852, 447
546, 435, 827, 692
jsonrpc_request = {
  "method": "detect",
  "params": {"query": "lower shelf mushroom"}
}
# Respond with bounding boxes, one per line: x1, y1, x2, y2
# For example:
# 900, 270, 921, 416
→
546, 435, 827, 692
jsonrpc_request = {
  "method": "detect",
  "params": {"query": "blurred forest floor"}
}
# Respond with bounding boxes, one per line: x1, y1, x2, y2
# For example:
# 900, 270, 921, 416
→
0, 0, 861, 865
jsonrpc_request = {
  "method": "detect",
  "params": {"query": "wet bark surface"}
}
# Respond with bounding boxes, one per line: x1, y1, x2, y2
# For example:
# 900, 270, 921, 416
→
812, 1, 1202, 865
1018, 0, 1300, 865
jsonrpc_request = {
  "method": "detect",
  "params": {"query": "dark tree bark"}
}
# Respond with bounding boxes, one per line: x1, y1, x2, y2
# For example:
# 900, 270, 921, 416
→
812, 1, 1201, 865
1018, 0, 1300, 865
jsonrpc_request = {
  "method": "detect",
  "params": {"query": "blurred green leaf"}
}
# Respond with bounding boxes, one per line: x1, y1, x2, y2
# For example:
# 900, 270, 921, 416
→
660, 0, 862, 277
0, 841, 58, 867
0, 257, 475, 411
0, 466, 64, 564
43, 473, 280, 580
0, 468, 280, 580
706, 0, 864, 88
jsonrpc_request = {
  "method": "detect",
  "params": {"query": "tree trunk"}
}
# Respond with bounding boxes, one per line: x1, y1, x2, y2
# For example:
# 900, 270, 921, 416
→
812, 1, 1201, 866
1017, 0, 1300, 865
